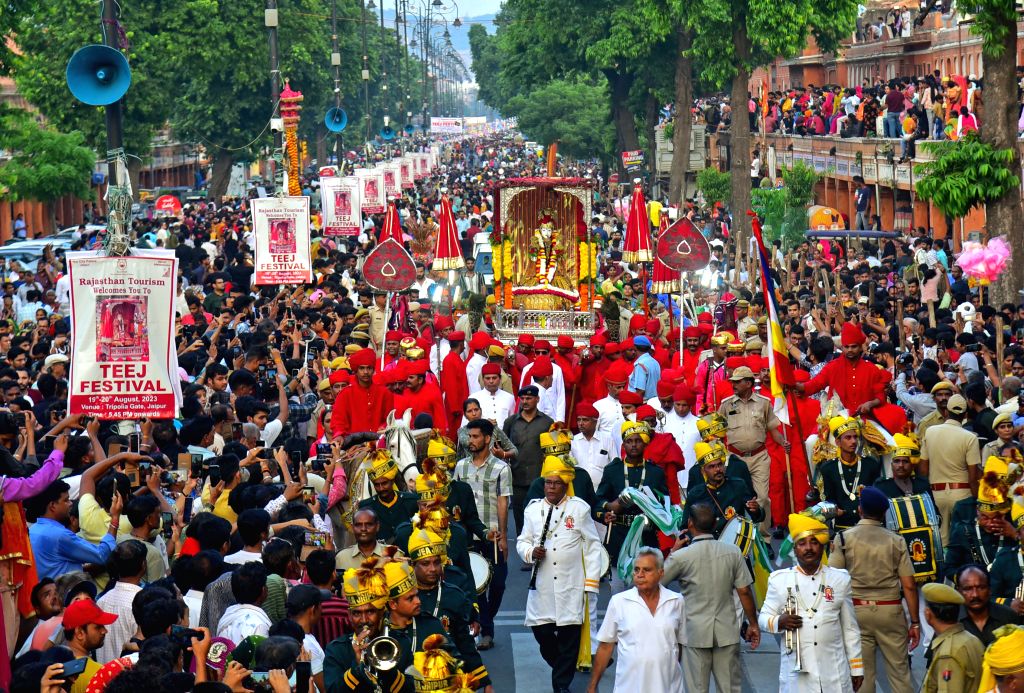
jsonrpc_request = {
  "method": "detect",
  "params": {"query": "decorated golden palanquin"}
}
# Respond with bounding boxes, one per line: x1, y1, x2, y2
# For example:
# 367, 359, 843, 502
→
490, 178, 597, 343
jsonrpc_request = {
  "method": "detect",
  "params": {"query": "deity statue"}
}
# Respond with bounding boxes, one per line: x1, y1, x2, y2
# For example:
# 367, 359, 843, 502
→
512, 208, 578, 310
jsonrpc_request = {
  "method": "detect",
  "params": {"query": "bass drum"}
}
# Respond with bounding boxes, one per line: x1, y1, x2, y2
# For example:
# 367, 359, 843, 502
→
468, 551, 492, 595
594, 544, 610, 579
719, 516, 756, 557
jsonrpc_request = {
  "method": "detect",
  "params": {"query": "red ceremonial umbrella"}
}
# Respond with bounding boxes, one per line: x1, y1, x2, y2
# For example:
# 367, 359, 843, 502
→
379, 199, 404, 244
432, 194, 465, 271
622, 180, 653, 263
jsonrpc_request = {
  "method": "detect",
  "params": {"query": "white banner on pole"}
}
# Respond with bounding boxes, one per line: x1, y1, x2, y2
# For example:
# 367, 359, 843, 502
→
430, 117, 464, 134
321, 176, 362, 236
354, 168, 385, 214
251, 196, 312, 285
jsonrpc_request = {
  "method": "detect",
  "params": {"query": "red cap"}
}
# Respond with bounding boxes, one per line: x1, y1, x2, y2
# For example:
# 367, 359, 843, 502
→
534, 339, 552, 351
329, 370, 351, 385
603, 359, 633, 383
697, 313, 713, 324
725, 356, 746, 370
348, 348, 377, 368
557, 335, 574, 350
635, 404, 658, 421
673, 384, 696, 404
531, 356, 554, 378
576, 401, 599, 418
469, 331, 491, 351
618, 390, 643, 406
385, 330, 403, 342
645, 319, 661, 337
434, 315, 454, 331
383, 366, 406, 384
63, 599, 118, 630
656, 380, 675, 398
517, 334, 536, 346
841, 322, 866, 346
589, 334, 608, 347
481, 363, 502, 376
448, 331, 465, 342
748, 356, 765, 372
684, 326, 701, 339
406, 359, 429, 375
628, 315, 646, 333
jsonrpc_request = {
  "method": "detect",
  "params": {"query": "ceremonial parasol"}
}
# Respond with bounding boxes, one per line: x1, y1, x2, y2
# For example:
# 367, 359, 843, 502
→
379, 198, 404, 244
622, 179, 653, 264
431, 194, 465, 271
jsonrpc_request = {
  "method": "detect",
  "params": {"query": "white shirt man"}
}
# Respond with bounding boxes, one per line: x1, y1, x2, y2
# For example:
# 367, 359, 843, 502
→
465, 351, 488, 394
519, 357, 565, 411
594, 394, 626, 454
468, 382, 516, 430
663, 407, 700, 493
217, 602, 272, 644
535, 381, 562, 425
570, 405, 615, 488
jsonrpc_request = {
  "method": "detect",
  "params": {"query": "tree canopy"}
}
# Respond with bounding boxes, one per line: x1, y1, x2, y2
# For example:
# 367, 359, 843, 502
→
505, 79, 614, 161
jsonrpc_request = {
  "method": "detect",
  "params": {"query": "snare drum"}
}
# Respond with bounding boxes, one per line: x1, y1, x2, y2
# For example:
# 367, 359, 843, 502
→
593, 544, 611, 579
468, 551, 492, 595
719, 516, 756, 557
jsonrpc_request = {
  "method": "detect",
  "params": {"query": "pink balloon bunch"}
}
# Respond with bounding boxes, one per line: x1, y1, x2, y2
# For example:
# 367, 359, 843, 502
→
956, 236, 1011, 282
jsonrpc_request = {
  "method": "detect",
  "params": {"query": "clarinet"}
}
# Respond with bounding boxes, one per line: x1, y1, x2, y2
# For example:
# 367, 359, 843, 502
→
528, 503, 556, 591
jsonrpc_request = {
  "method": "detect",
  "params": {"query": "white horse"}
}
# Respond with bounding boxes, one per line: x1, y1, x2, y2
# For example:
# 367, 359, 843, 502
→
383, 408, 427, 490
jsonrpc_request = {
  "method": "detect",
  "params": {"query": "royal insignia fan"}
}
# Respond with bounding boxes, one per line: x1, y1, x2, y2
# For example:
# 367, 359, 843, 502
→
657, 217, 712, 272
651, 215, 679, 293
432, 194, 465, 272
622, 180, 653, 263
363, 239, 416, 294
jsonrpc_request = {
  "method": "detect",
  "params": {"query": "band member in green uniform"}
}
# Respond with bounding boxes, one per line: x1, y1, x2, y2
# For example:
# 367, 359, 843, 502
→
357, 450, 419, 544
682, 441, 763, 537
817, 416, 883, 530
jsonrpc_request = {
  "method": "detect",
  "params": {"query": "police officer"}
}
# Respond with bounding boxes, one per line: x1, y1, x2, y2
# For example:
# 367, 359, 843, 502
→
718, 366, 790, 538
682, 441, 763, 538
817, 416, 884, 530
829, 486, 920, 693
919, 394, 982, 547
921, 583, 985, 693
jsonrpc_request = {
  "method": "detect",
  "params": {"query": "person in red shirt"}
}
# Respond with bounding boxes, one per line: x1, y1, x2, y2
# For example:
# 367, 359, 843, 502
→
554, 335, 581, 422
676, 326, 704, 384
646, 319, 671, 369
636, 404, 685, 506
394, 359, 448, 435
766, 369, 819, 530
381, 330, 403, 369
330, 348, 395, 440
439, 331, 469, 435
578, 334, 610, 405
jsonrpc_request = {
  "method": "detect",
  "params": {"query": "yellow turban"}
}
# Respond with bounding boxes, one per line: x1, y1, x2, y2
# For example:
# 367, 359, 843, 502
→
978, 625, 1024, 693
409, 634, 463, 692
540, 426, 573, 457
696, 413, 727, 441
892, 433, 919, 462
366, 450, 398, 482
979, 458, 1012, 513
540, 455, 575, 496
620, 420, 652, 443
384, 559, 416, 600
829, 416, 859, 440
407, 527, 447, 563
427, 434, 457, 470
342, 557, 388, 609
1012, 503, 1024, 530
694, 441, 725, 467
788, 512, 829, 545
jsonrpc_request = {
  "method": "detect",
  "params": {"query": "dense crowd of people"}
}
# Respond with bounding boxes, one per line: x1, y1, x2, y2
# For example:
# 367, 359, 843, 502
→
0, 126, 1023, 693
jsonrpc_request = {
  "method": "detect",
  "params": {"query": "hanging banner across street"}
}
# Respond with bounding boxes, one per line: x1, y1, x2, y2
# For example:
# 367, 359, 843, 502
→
67, 250, 181, 419
251, 196, 312, 285
430, 117, 464, 134
320, 175, 362, 236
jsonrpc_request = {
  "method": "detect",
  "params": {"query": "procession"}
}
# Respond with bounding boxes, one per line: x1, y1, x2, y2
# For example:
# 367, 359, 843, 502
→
4, 0, 1024, 691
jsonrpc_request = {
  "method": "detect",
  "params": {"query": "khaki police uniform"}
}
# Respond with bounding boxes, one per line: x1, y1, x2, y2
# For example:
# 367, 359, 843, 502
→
718, 391, 779, 537
829, 519, 916, 693
915, 409, 944, 444
920, 420, 982, 547
921, 623, 984, 693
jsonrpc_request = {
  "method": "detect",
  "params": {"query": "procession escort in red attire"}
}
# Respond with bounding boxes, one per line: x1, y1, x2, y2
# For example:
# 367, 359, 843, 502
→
330, 347, 395, 438
394, 358, 448, 433
440, 330, 469, 436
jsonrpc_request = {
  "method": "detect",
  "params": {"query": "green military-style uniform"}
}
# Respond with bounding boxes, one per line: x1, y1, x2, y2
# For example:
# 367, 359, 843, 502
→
322, 634, 412, 693
383, 613, 453, 672
393, 520, 475, 596
921, 623, 984, 693
682, 477, 763, 537
989, 547, 1024, 601
358, 491, 419, 544
873, 475, 932, 500
943, 498, 1017, 580
817, 455, 884, 529
446, 478, 488, 542
525, 464, 598, 513
595, 458, 668, 560
686, 452, 754, 496
416, 581, 489, 686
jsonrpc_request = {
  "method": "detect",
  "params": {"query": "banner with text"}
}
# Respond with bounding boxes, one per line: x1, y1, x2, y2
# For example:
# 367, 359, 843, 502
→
381, 162, 401, 199
68, 251, 181, 419
320, 176, 362, 236
430, 117, 464, 134
399, 157, 414, 190
252, 196, 312, 285
355, 168, 385, 214
621, 149, 645, 171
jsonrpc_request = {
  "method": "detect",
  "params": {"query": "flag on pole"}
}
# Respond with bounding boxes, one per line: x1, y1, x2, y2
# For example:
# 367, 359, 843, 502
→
748, 211, 793, 425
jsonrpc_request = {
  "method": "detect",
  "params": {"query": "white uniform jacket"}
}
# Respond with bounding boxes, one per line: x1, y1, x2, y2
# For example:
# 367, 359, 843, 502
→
593, 395, 624, 453
517, 495, 603, 627
757, 565, 864, 693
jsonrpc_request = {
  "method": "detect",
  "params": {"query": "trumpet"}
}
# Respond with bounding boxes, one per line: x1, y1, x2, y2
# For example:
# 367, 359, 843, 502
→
362, 634, 401, 675
1015, 573, 1024, 603
784, 588, 803, 673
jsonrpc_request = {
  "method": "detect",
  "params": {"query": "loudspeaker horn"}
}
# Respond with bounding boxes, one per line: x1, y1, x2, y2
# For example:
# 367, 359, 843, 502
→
65, 44, 132, 106
324, 108, 348, 133
380, 126, 396, 141
403, 124, 415, 135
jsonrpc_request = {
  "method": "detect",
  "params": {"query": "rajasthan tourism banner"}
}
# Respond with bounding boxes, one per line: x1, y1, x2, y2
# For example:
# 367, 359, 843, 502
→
320, 176, 362, 236
67, 250, 181, 419
251, 196, 312, 285
399, 157, 414, 190
381, 162, 401, 199
355, 168, 385, 214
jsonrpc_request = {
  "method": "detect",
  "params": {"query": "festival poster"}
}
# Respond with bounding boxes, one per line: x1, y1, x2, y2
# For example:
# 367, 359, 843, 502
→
67, 251, 180, 419
321, 176, 362, 236
381, 162, 401, 199
399, 157, 414, 190
355, 167, 385, 214
251, 196, 312, 285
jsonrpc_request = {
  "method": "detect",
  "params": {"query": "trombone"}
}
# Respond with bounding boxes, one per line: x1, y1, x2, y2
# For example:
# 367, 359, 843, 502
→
784, 588, 803, 673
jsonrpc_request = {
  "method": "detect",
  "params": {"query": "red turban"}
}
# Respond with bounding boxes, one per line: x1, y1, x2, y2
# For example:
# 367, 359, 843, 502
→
481, 363, 501, 376
517, 334, 535, 346
329, 370, 351, 385
725, 356, 747, 370
667, 327, 681, 343
576, 401, 599, 418
698, 324, 714, 337
748, 356, 765, 372
469, 332, 491, 351
604, 343, 621, 356
793, 369, 810, 383
590, 334, 608, 347
535, 339, 553, 351
841, 322, 866, 346
349, 348, 377, 368
645, 319, 661, 337
629, 314, 646, 332
656, 380, 675, 398
684, 326, 701, 339
662, 368, 686, 384
557, 335, 574, 350
604, 360, 633, 383
531, 356, 554, 378
434, 315, 454, 331
385, 330, 403, 342
448, 331, 465, 342
407, 360, 429, 375
697, 313, 713, 324
673, 384, 696, 404
618, 390, 643, 406
635, 404, 658, 421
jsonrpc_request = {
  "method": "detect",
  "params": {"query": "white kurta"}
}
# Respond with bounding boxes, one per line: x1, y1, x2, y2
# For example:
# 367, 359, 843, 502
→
571, 431, 616, 488
757, 565, 864, 693
535, 382, 564, 423
465, 353, 487, 395
466, 387, 516, 429
594, 395, 624, 453
597, 586, 686, 693
428, 339, 451, 377
520, 360, 566, 411
517, 495, 602, 627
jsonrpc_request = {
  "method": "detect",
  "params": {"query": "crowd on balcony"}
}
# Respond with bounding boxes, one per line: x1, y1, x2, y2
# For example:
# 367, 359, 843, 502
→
855, 6, 918, 43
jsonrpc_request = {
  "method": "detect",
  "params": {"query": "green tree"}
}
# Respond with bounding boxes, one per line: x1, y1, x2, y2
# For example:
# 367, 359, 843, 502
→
686, 0, 857, 247
0, 106, 96, 231
504, 79, 614, 162
916, 134, 1019, 220
696, 167, 731, 209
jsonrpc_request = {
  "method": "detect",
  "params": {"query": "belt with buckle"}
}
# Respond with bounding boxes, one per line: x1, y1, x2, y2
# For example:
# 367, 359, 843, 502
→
931, 482, 971, 491
727, 444, 766, 456
852, 599, 902, 606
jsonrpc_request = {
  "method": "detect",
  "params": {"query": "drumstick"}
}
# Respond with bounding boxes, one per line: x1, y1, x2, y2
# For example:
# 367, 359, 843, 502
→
493, 535, 498, 563
604, 521, 611, 545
